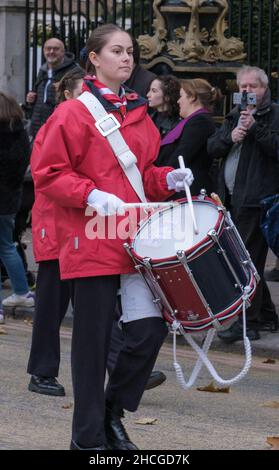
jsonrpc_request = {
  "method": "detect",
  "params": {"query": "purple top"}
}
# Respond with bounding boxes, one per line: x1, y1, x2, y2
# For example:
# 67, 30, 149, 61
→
160, 108, 209, 147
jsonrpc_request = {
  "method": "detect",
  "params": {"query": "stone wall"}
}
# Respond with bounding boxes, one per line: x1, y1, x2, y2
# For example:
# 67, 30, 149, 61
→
0, 1, 27, 103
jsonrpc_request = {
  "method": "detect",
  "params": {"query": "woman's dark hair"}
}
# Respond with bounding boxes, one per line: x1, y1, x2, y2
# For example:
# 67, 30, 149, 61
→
153, 75, 181, 118
85, 24, 132, 74
56, 68, 85, 103
182, 78, 222, 112
0, 91, 23, 130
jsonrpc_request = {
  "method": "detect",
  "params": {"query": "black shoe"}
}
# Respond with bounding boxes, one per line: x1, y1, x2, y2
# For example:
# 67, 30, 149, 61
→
28, 375, 65, 397
70, 440, 108, 450
145, 370, 166, 390
264, 268, 279, 282
105, 403, 138, 450
217, 321, 260, 344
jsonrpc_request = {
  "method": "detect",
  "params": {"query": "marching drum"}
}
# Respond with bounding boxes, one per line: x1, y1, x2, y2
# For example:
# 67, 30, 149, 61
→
125, 196, 259, 334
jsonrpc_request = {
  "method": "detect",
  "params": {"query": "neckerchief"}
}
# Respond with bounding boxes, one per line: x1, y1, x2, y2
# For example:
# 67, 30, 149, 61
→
83, 74, 127, 117
160, 108, 209, 146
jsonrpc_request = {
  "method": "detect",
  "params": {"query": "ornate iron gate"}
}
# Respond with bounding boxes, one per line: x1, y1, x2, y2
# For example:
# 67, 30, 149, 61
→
25, 0, 279, 99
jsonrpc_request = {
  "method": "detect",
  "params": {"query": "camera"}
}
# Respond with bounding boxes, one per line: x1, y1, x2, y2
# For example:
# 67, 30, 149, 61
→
233, 91, 257, 110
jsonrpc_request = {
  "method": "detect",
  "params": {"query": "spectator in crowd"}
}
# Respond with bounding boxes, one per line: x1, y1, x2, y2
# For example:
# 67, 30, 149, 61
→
156, 78, 221, 197
26, 37, 81, 139
147, 75, 181, 137
0, 92, 34, 322
207, 65, 279, 342
30, 24, 193, 450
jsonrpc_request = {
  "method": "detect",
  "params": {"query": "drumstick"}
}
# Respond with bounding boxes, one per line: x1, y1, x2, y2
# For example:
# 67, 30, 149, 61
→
210, 192, 224, 208
122, 202, 177, 209
178, 155, 199, 234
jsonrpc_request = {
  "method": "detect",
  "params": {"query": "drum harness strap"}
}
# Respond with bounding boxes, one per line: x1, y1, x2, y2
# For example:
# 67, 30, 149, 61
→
77, 91, 146, 203
171, 286, 252, 388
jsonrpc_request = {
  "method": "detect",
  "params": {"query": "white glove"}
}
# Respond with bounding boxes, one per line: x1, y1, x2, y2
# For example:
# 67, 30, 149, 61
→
166, 168, 194, 192
87, 189, 125, 216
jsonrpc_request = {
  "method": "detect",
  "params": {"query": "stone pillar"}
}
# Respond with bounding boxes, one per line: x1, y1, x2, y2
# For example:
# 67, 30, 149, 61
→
0, 0, 27, 103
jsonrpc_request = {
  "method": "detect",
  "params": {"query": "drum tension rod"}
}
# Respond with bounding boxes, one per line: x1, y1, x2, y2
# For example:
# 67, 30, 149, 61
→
207, 229, 243, 291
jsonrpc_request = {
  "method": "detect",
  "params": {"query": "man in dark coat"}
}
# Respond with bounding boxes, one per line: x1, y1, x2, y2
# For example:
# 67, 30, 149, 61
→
124, 38, 156, 98
207, 65, 279, 342
26, 38, 81, 139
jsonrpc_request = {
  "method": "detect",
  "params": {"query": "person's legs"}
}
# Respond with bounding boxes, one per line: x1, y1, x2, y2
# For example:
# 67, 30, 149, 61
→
218, 207, 271, 343
233, 207, 269, 327
27, 260, 70, 390
70, 275, 119, 449
105, 273, 168, 450
0, 214, 30, 296
106, 296, 123, 376
259, 280, 278, 330
107, 296, 167, 390
106, 317, 168, 411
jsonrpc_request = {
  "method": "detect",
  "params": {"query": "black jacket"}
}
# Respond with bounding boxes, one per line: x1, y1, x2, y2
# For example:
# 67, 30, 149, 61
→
207, 90, 279, 208
30, 53, 80, 138
156, 112, 216, 197
124, 64, 156, 98
150, 110, 181, 138
0, 121, 30, 215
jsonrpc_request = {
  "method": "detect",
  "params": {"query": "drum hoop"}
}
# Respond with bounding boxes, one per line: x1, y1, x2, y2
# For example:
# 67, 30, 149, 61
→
130, 197, 224, 264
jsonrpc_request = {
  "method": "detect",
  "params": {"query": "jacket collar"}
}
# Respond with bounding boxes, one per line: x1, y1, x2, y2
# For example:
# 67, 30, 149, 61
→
83, 77, 147, 114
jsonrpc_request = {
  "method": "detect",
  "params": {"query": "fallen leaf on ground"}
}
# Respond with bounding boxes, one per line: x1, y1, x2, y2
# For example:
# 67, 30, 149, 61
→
266, 436, 279, 450
134, 417, 158, 425
262, 358, 276, 364
61, 402, 73, 409
0, 327, 7, 335
260, 401, 279, 408
197, 381, 230, 393
23, 319, 33, 326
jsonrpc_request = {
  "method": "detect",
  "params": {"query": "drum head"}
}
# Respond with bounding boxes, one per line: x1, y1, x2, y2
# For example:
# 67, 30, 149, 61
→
132, 200, 219, 260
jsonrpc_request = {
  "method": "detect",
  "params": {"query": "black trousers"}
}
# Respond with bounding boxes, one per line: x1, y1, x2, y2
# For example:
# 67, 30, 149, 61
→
27, 260, 70, 377
230, 206, 275, 328
106, 297, 123, 376
70, 276, 167, 448
27, 262, 153, 382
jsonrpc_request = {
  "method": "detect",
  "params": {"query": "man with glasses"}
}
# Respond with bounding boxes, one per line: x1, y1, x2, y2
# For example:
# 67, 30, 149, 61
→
26, 38, 81, 139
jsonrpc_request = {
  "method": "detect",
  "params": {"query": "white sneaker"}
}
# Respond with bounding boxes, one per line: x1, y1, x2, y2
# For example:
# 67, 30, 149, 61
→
2, 292, 35, 308
0, 310, 5, 324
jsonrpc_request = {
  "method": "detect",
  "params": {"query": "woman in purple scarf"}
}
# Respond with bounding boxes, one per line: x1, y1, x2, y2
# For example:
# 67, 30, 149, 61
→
156, 78, 222, 198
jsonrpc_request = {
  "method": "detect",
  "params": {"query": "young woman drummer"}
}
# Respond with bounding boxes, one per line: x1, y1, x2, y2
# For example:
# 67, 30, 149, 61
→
30, 23, 193, 450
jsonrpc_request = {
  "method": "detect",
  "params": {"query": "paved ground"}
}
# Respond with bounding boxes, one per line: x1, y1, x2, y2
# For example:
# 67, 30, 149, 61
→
1, 318, 279, 451
1, 230, 279, 451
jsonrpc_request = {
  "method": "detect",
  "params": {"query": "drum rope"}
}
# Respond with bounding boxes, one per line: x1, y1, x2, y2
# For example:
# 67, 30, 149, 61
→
172, 323, 215, 389
172, 289, 252, 388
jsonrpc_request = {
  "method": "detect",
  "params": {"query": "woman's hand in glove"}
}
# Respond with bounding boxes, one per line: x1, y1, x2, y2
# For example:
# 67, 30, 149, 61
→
87, 189, 125, 216
166, 168, 194, 192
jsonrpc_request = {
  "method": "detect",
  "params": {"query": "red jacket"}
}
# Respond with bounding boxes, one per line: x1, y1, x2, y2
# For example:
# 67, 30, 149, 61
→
31, 87, 173, 279
31, 124, 59, 262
